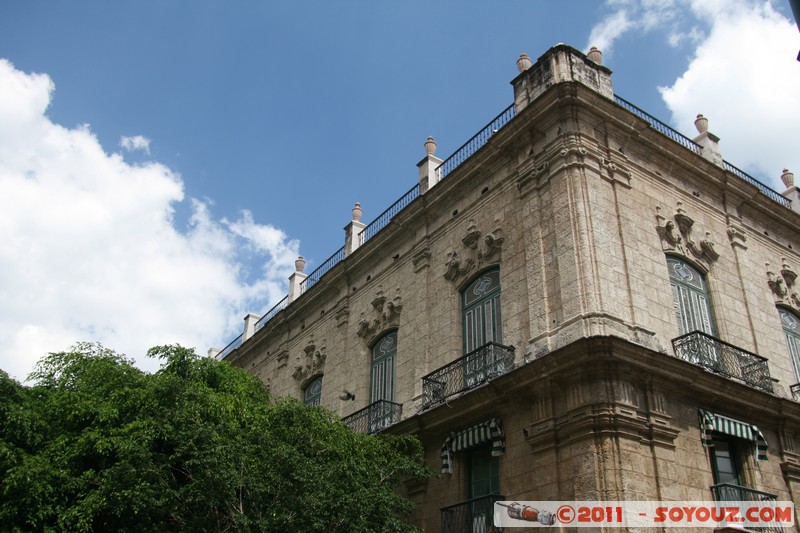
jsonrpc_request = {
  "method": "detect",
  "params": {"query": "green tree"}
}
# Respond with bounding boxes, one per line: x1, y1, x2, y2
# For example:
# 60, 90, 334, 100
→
0, 343, 429, 532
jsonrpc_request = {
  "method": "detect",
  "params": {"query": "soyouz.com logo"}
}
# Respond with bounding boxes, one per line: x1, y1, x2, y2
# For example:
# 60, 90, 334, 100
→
493, 501, 795, 528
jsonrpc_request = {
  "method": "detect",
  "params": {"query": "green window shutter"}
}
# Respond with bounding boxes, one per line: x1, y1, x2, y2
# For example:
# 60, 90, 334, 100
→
371, 331, 397, 403
668, 257, 715, 335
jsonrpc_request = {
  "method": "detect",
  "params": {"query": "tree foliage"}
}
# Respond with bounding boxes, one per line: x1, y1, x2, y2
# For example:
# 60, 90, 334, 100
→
0, 343, 429, 532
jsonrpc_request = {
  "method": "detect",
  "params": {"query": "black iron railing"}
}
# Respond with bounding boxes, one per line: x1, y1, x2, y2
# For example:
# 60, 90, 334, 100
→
435, 104, 516, 183
792, 383, 800, 401
341, 400, 402, 435
723, 160, 790, 208
614, 94, 789, 209
614, 95, 702, 155
711, 483, 781, 533
216, 333, 242, 360
441, 494, 504, 533
358, 184, 420, 246
672, 331, 774, 393
299, 246, 345, 295
422, 343, 515, 410
254, 296, 288, 332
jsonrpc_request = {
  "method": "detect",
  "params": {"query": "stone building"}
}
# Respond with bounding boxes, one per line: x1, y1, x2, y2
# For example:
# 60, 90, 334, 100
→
215, 44, 800, 531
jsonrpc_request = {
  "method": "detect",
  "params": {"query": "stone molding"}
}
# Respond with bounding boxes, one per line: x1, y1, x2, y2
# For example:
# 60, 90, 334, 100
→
655, 203, 719, 267
444, 220, 504, 285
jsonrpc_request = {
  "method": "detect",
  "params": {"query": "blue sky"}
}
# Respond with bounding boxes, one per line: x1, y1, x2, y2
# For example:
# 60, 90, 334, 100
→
1, 1, 799, 380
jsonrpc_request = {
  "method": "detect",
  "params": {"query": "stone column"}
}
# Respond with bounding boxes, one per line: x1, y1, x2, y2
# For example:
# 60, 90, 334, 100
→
780, 169, 800, 214
344, 202, 366, 256
692, 114, 723, 166
287, 256, 308, 303
417, 136, 443, 193
242, 312, 260, 341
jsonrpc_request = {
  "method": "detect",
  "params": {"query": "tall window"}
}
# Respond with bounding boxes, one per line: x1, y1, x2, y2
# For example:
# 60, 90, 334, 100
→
303, 376, 322, 406
667, 257, 715, 336
710, 436, 741, 487
462, 269, 502, 354
780, 308, 800, 381
370, 330, 397, 404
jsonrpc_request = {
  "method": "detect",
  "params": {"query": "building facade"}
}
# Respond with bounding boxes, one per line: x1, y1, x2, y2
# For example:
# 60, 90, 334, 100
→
216, 44, 800, 531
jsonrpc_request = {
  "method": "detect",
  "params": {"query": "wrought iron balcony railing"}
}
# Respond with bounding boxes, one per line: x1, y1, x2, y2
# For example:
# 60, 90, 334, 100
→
422, 342, 515, 410
441, 494, 504, 533
792, 383, 800, 401
671, 331, 774, 393
341, 400, 402, 435
711, 483, 781, 533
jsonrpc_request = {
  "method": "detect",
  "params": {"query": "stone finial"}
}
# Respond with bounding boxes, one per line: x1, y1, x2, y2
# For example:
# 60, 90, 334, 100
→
295, 256, 306, 273
516, 53, 532, 73
424, 136, 437, 156
694, 114, 709, 134
587, 47, 603, 64
352, 202, 363, 222
781, 168, 795, 189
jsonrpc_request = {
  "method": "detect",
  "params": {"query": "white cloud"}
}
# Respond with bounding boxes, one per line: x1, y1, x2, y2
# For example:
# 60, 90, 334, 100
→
659, 1, 800, 186
588, 0, 800, 189
119, 134, 151, 154
0, 59, 299, 382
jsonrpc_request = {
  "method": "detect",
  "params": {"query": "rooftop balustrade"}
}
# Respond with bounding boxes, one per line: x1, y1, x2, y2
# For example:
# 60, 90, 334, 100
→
217, 91, 791, 360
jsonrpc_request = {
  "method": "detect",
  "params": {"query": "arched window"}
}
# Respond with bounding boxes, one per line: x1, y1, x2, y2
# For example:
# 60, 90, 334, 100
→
303, 376, 322, 406
462, 268, 502, 354
370, 330, 397, 404
780, 308, 800, 382
667, 256, 715, 336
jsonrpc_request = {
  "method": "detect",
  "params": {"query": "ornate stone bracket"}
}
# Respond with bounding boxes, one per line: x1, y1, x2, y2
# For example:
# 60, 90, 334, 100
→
767, 259, 800, 309
727, 223, 748, 250
444, 220, 505, 285
412, 245, 431, 273
292, 338, 326, 382
655, 203, 719, 267
357, 287, 402, 340
334, 305, 350, 328
600, 156, 632, 188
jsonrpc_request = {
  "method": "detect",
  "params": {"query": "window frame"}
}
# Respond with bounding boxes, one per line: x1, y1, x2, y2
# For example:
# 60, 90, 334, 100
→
370, 329, 397, 404
462, 268, 502, 355
303, 375, 323, 406
667, 256, 716, 336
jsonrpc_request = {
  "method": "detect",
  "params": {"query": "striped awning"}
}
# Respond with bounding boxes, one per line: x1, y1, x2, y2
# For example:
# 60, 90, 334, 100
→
699, 410, 768, 461
441, 417, 504, 474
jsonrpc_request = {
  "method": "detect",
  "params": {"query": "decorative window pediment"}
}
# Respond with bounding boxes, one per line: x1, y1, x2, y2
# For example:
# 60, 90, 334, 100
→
292, 338, 326, 382
767, 259, 800, 309
357, 287, 402, 341
656, 203, 719, 267
444, 220, 504, 285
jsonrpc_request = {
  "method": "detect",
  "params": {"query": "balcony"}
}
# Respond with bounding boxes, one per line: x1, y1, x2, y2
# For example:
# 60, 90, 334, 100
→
341, 400, 402, 435
711, 483, 781, 533
422, 343, 515, 410
441, 494, 504, 533
671, 331, 774, 393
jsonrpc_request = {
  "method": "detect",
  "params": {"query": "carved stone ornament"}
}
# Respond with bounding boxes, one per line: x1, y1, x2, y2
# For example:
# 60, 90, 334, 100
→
357, 287, 403, 340
412, 245, 432, 272
292, 338, 327, 382
655, 204, 719, 266
444, 220, 505, 285
334, 305, 350, 328
767, 259, 800, 309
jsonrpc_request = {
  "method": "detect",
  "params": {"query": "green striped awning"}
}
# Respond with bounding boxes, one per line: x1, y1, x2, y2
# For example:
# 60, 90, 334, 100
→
441, 418, 504, 474
699, 410, 768, 461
